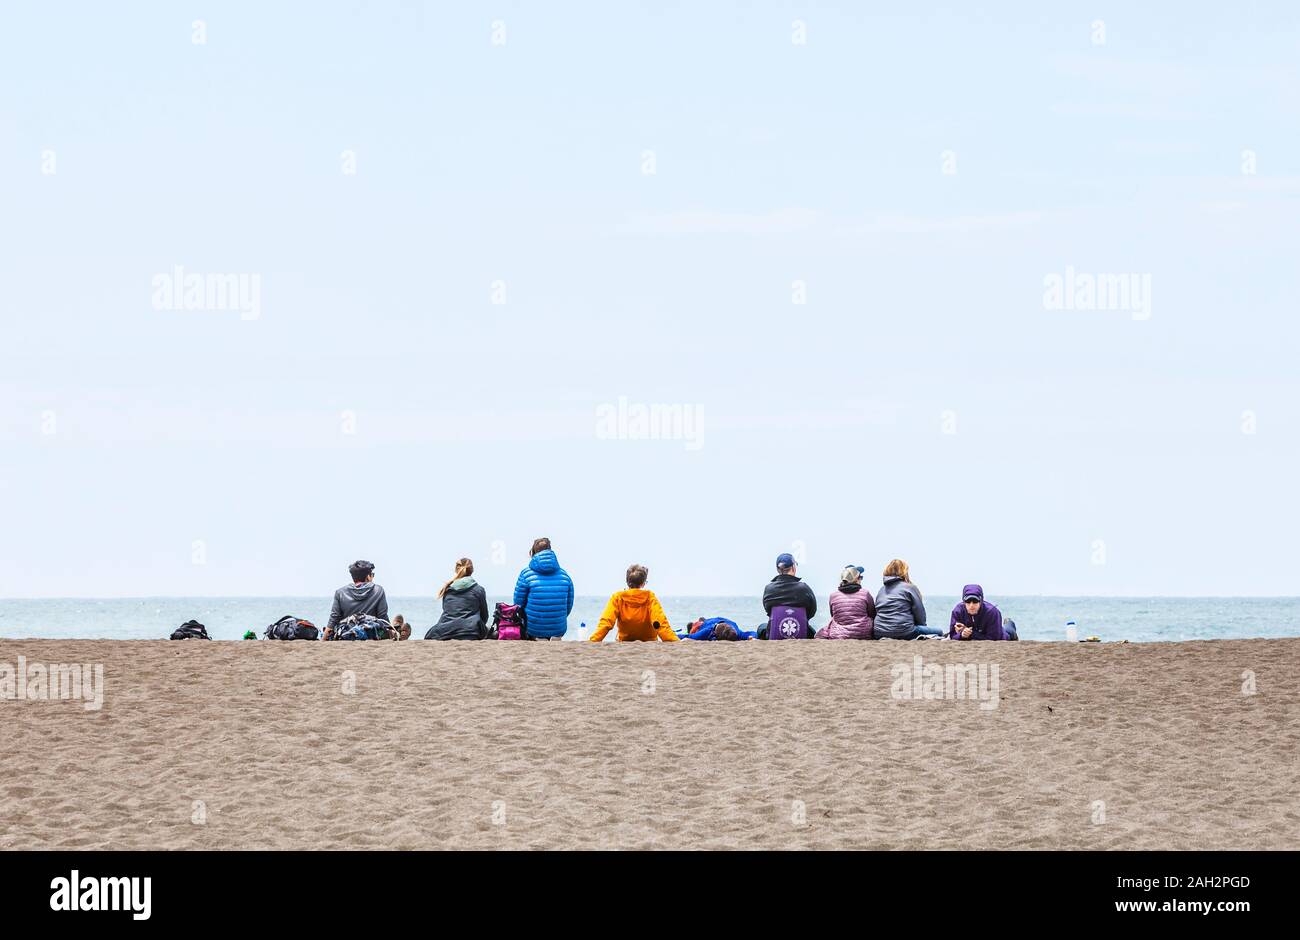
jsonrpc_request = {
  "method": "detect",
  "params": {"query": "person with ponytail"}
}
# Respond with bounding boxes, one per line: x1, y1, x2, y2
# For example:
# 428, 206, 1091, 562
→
424, 558, 490, 640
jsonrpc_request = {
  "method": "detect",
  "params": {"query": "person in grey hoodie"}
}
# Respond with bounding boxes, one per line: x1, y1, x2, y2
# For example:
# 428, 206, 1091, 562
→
326, 559, 390, 633
872, 558, 943, 639
425, 558, 490, 640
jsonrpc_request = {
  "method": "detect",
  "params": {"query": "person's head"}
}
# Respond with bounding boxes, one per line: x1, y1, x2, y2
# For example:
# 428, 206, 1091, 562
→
713, 621, 739, 641
962, 584, 984, 615
840, 565, 864, 586
530, 537, 552, 557
626, 564, 649, 589
775, 552, 797, 575
438, 557, 474, 598
883, 558, 911, 583
349, 560, 375, 583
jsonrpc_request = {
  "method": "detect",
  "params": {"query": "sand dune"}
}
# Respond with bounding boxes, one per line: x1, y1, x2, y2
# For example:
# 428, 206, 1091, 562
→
1, 638, 1296, 850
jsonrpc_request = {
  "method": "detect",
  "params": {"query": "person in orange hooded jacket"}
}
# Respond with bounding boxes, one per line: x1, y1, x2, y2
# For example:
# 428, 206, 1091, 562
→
588, 564, 680, 642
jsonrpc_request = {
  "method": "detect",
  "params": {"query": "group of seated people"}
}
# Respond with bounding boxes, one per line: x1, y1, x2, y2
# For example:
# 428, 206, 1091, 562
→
680, 553, 1015, 642
319, 539, 1016, 642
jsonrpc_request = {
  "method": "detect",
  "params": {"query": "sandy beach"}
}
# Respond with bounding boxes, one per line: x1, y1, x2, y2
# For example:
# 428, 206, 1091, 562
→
2, 638, 1297, 850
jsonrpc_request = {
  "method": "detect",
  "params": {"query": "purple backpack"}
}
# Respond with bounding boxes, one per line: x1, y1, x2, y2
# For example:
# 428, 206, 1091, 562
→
767, 606, 809, 639
493, 603, 527, 641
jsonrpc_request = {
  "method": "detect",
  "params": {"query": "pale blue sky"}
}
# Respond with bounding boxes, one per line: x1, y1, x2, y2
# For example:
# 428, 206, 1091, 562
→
1, 2, 1298, 598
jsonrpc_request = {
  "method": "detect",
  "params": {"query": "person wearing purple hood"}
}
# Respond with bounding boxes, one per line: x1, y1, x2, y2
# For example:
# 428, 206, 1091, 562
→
948, 585, 1016, 640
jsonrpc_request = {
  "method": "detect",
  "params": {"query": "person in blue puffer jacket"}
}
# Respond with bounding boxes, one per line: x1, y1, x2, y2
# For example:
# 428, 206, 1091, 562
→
512, 538, 575, 639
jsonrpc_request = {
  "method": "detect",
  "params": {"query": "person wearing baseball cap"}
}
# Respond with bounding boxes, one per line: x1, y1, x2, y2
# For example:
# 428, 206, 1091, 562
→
815, 565, 876, 639
758, 552, 818, 638
948, 584, 1009, 640
326, 559, 390, 634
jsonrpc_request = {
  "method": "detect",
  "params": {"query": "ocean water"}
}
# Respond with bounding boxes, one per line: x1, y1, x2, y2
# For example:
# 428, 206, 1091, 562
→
1, 595, 1299, 643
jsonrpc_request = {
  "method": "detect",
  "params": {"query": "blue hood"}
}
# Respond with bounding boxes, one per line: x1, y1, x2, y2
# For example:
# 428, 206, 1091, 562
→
513, 549, 574, 639
529, 549, 560, 575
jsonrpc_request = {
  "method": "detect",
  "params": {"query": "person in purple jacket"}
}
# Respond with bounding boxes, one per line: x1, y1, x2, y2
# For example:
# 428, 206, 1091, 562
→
948, 584, 1012, 640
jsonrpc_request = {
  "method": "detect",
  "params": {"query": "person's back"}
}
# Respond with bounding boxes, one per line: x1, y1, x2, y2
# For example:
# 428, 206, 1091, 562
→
426, 557, 489, 640
762, 575, 817, 617
327, 560, 389, 631
759, 552, 817, 638
817, 565, 875, 639
871, 559, 939, 640
589, 565, 678, 642
512, 538, 574, 639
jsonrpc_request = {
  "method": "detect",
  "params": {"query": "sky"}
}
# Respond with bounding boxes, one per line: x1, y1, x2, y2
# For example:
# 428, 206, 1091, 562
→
1, 1, 1298, 598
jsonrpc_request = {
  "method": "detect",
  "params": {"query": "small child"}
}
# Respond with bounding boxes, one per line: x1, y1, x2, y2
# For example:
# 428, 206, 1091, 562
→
588, 564, 679, 642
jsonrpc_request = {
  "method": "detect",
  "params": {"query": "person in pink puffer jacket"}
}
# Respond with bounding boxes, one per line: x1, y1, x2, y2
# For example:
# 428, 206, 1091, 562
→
815, 565, 877, 639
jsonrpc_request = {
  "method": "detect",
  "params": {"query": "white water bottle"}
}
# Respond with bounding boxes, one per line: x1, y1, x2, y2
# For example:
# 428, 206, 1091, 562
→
577, 621, 587, 641
1065, 620, 1078, 643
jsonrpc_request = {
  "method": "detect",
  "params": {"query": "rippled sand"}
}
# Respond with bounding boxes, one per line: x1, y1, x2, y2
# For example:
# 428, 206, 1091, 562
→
2, 638, 1296, 849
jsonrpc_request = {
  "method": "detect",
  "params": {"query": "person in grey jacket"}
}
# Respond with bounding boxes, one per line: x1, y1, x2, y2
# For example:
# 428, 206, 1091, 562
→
326, 559, 390, 632
872, 559, 943, 639
425, 558, 490, 640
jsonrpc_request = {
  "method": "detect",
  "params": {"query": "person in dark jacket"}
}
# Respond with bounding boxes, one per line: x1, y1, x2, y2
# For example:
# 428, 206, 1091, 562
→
757, 552, 818, 638
425, 558, 489, 640
872, 558, 942, 639
948, 584, 1008, 640
512, 538, 575, 639
326, 560, 390, 632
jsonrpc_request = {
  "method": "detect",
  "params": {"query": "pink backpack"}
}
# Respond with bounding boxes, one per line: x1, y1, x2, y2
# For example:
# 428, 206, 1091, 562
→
493, 603, 527, 640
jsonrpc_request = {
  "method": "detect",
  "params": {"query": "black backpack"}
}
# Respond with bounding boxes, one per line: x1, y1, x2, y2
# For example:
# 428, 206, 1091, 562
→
264, 615, 320, 641
170, 620, 210, 640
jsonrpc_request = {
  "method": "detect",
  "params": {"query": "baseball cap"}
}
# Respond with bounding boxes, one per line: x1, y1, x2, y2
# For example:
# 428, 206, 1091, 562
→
775, 552, 797, 569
